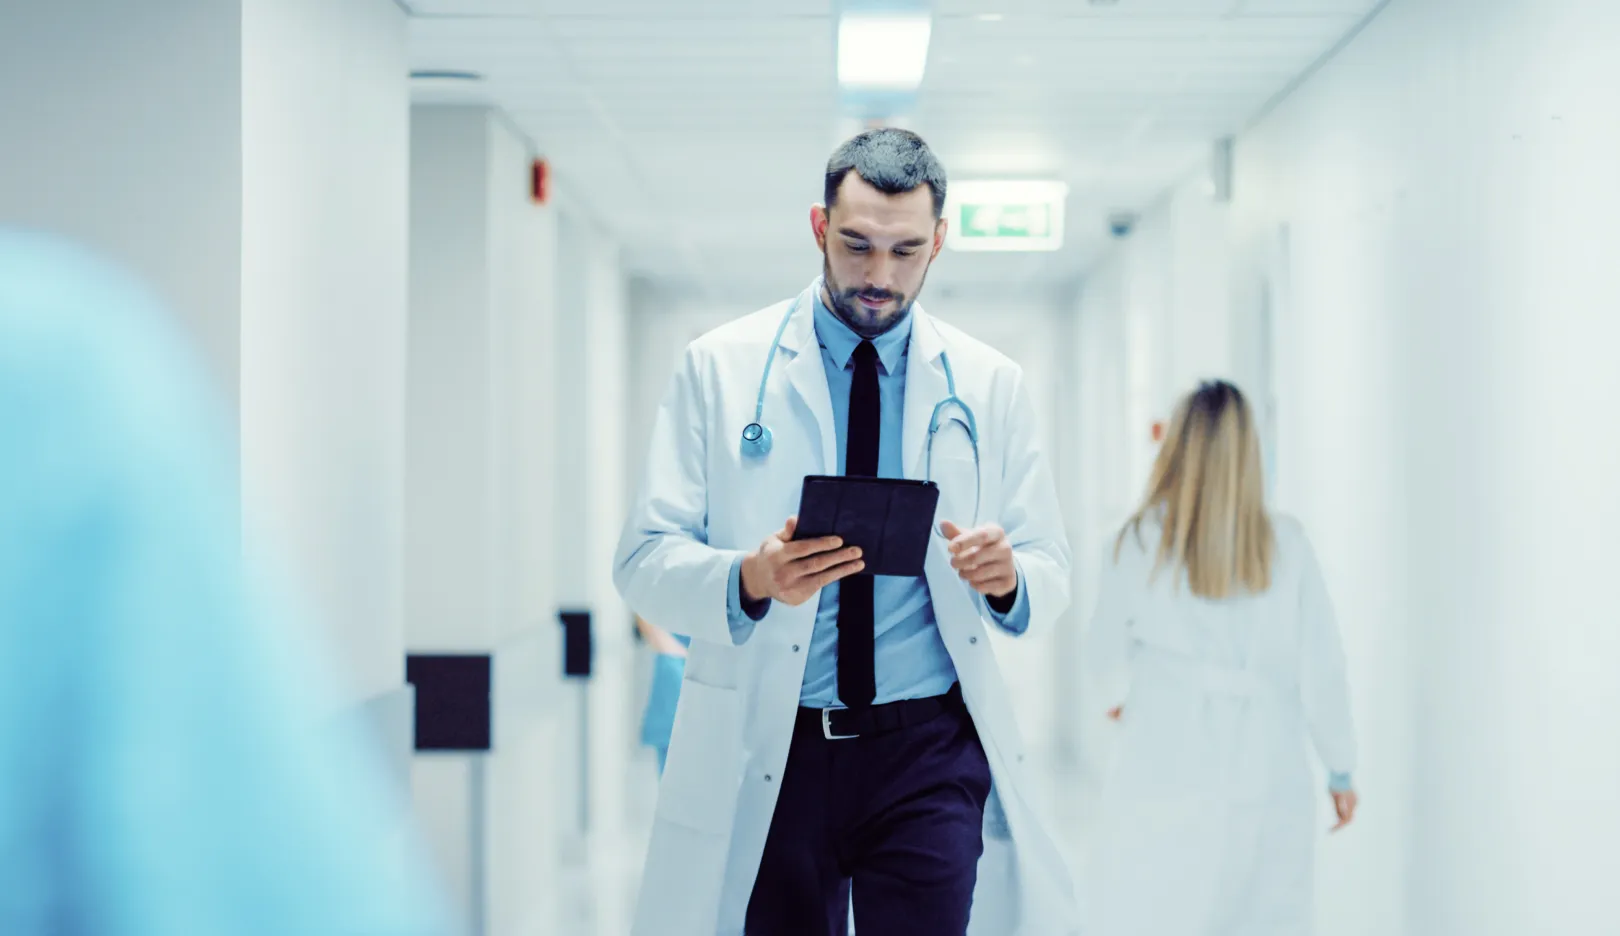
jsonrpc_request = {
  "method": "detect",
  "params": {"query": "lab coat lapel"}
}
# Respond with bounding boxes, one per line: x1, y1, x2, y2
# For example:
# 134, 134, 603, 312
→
781, 284, 838, 475
902, 306, 949, 482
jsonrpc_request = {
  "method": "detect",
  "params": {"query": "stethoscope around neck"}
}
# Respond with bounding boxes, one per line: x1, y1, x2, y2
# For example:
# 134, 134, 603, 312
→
739, 290, 983, 526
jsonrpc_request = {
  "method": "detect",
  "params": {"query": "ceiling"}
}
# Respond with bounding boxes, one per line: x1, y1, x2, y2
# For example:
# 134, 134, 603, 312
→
404, 0, 1384, 301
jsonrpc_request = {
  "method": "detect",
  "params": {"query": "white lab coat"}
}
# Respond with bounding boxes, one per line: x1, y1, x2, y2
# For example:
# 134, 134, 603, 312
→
1082, 513, 1357, 936
613, 283, 1082, 936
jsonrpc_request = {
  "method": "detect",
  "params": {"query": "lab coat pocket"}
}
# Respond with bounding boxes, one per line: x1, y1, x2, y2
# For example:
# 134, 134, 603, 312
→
657, 677, 745, 835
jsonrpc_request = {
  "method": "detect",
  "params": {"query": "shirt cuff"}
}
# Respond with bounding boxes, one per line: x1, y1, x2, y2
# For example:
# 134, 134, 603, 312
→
727, 554, 770, 642
986, 564, 1030, 636
1328, 772, 1353, 793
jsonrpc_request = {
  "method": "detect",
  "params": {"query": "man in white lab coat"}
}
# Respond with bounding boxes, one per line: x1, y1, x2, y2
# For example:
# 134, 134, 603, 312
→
614, 129, 1080, 935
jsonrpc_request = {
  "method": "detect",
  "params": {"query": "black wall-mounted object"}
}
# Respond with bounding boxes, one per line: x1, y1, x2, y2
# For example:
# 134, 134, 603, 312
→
405, 653, 492, 752
559, 609, 593, 678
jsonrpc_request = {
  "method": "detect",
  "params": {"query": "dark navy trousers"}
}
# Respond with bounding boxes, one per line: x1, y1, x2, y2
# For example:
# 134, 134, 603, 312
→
743, 701, 993, 936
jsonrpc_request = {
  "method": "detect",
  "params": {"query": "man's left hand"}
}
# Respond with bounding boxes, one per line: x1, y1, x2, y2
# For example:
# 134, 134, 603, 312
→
939, 521, 1018, 599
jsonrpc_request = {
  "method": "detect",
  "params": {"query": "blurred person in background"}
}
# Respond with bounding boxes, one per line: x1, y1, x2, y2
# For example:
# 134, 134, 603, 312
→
0, 227, 454, 935
1083, 379, 1358, 936
635, 614, 689, 775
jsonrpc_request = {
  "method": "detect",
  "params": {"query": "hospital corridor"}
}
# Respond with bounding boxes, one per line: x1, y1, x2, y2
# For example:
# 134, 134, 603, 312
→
1, 0, 1616, 934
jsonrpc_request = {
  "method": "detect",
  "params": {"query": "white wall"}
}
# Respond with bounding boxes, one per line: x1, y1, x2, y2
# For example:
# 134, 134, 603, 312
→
0, 0, 243, 401
1075, 1, 1620, 932
407, 107, 496, 651
582, 220, 637, 840
484, 106, 564, 936
549, 210, 639, 930
554, 210, 632, 625
240, 0, 411, 705
0, 0, 415, 710
406, 104, 562, 936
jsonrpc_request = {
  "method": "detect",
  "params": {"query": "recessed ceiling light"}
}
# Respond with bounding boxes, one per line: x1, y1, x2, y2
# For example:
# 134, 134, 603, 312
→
408, 69, 490, 103
976, 13, 1004, 22
837, 13, 933, 90
408, 70, 483, 82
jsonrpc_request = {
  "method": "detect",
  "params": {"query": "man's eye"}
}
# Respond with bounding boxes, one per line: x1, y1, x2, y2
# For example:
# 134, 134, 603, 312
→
895, 249, 916, 258
844, 241, 869, 253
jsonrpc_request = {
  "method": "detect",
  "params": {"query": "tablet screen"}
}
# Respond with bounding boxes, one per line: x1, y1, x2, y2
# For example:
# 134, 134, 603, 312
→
793, 475, 940, 578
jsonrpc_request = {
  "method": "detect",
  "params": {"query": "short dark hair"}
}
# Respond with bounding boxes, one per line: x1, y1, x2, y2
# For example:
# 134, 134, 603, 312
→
824, 128, 947, 219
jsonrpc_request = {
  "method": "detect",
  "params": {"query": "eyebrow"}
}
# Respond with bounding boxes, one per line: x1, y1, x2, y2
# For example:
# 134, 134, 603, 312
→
838, 228, 930, 248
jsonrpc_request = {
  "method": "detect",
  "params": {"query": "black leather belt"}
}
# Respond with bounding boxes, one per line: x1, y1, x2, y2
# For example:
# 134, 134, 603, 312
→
796, 683, 966, 740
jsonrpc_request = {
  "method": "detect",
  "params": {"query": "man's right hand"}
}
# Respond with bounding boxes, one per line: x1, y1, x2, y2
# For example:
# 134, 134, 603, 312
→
740, 516, 864, 607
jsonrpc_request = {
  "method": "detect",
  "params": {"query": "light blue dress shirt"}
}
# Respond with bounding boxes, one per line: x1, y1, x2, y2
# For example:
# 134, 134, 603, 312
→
727, 292, 1029, 706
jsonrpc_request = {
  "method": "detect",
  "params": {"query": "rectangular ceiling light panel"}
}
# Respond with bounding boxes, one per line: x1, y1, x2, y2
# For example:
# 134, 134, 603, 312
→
837, 14, 932, 90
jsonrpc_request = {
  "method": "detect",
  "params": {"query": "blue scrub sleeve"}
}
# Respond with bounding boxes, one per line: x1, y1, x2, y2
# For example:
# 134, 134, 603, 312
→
639, 652, 686, 750
1329, 772, 1354, 793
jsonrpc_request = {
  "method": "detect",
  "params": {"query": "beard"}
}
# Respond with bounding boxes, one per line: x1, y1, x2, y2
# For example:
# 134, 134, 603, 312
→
821, 254, 930, 340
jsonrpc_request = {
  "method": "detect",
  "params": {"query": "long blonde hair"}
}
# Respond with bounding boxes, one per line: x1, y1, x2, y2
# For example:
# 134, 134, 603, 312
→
1117, 380, 1274, 599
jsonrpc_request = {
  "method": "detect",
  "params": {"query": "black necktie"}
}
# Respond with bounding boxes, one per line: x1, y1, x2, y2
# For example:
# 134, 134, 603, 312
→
838, 340, 880, 708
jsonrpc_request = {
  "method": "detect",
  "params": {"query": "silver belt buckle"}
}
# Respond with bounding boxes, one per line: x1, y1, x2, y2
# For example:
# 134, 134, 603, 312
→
821, 707, 858, 740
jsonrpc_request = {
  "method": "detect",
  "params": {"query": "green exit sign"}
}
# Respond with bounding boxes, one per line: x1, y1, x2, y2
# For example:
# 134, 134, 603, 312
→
946, 182, 1068, 252
959, 203, 1053, 239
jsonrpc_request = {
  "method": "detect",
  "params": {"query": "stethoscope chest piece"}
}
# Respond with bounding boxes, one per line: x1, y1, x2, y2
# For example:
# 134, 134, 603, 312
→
738, 286, 980, 523
741, 421, 773, 457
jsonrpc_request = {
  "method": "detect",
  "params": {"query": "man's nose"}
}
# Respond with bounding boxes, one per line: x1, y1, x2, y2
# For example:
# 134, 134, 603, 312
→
863, 258, 897, 294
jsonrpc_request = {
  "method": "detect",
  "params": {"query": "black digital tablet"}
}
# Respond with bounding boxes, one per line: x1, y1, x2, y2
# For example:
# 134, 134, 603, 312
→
792, 475, 940, 578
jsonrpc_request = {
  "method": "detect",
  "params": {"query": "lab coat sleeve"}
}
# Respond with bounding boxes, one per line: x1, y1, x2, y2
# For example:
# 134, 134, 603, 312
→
614, 345, 753, 646
993, 366, 1072, 635
1296, 527, 1358, 779
1083, 540, 1134, 709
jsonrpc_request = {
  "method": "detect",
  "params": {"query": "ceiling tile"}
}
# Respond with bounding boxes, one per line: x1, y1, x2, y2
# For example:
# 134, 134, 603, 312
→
411, 0, 832, 15
1241, 0, 1383, 13
406, 0, 1387, 294
407, 0, 547, 14
932, 0, 1234, 15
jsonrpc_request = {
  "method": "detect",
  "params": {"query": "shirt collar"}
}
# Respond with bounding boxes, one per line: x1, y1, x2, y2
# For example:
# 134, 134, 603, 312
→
812, 288, 911, 375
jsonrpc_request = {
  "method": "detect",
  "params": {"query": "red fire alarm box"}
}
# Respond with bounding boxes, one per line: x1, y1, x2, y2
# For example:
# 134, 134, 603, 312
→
531, 159, 549, 205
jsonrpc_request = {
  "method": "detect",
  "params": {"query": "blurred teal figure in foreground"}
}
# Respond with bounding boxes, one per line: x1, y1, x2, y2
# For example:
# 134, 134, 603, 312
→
0, 227, 454, 934
635, 615, 689, 775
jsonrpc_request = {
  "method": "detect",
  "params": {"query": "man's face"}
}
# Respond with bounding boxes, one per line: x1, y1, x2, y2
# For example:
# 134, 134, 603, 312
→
812, 173, 947, 339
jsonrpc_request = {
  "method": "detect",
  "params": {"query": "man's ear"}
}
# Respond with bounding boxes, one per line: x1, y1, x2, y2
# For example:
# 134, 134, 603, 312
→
932, 217, 949, 261
811, 205, 830, 251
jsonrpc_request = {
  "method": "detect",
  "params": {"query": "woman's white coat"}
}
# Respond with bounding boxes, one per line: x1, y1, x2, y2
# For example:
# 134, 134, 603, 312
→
1083, 515, 1357, 935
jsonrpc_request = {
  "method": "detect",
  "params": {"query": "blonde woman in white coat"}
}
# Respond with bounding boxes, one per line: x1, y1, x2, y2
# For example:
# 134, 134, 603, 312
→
1084, 379, 1358, 936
